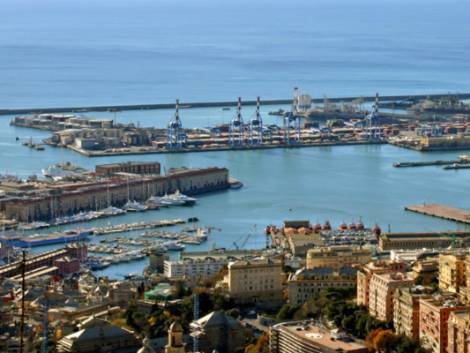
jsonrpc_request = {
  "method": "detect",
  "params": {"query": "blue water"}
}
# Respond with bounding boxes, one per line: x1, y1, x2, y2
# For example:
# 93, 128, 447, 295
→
1, 0, 470, 108
1, 0, 470, 278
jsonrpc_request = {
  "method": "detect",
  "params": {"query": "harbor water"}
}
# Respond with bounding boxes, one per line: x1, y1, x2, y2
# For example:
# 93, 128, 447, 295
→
1, 0, 470, 278
1, 111, 470, 278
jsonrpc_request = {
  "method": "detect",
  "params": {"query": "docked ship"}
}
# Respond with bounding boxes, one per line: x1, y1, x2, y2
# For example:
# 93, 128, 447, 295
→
0, 229, 91, 248
42, 162, 89, 180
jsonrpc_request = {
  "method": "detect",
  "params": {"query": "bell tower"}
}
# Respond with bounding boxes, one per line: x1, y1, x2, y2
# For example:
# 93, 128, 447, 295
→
165, 321, 186, 353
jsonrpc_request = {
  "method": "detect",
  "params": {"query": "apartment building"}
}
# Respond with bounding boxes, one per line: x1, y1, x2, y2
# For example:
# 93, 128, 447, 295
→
287, 266, 357, 305
393, 286, 433, 340
447, 309, 470, 353
419, 295, 470, 353
356, 260, 407, 307
306, 246, 371, 271
224, 258, 283, 306
368, 272, 414, 322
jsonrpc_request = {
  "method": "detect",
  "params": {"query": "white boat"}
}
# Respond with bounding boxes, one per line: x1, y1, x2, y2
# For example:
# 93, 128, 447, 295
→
168, 190, 197, 206
164, 241, 185, 251
123, 200, 148, 212
100, 206, 126, 216
42, 162, 88, 180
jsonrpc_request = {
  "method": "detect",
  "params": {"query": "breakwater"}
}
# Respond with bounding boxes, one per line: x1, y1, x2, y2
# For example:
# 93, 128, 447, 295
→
2, 92, 470, 116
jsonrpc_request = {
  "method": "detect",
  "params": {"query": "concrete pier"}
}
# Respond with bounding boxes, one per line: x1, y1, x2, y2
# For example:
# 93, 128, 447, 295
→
404, 203, 470, 224
2, 92, 470, 116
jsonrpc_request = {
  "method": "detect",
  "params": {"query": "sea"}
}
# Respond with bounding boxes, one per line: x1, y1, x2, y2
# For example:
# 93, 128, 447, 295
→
1, 0, 469, 278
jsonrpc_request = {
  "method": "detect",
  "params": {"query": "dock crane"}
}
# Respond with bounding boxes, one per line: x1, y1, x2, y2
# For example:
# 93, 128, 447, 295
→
365, 93, 382, 140
167, 99, 187, 148
284, 87, 301, 144
229, 97, 245, 146
248, 97, 263, 145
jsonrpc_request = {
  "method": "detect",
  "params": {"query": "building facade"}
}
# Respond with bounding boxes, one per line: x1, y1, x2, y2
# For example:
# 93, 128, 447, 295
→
439, 253, 468, 294
419, 296, 470, 353
306, 246, 371, 271
393, 286, 433, 340
224, 258, 283, 306
447, 309, 470, 353
3, 167, 229, 222
287, 267, 357, 305
368, 272, 414, 322
95, 161, 161, 176
356, 260, 407, 307
164, 257, 227, 281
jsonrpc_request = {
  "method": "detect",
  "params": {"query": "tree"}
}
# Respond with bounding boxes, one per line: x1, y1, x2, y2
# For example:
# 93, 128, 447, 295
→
373, 330, 399, 353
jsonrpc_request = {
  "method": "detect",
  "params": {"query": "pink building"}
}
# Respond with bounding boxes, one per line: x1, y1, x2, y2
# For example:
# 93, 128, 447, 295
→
356, 260, 406, 307
368, 272, 413, 322
419, 295, 470, 353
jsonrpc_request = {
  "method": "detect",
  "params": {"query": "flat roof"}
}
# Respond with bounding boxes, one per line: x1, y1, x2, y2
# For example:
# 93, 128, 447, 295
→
278, 322, 366, 352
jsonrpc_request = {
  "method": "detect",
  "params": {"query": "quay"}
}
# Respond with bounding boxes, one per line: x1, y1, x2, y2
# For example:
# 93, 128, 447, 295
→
404, 203, 470, 224
93, 219, 186, 235
2, 92, 470, 116
68, 139, 386, 157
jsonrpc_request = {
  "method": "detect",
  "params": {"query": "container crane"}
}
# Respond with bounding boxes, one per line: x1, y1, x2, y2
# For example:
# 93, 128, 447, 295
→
167, 99, 187, 148
229, 97, 245, 146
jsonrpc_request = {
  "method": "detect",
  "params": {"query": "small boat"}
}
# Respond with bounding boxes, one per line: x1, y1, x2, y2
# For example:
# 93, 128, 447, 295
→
164, 242, 185, 251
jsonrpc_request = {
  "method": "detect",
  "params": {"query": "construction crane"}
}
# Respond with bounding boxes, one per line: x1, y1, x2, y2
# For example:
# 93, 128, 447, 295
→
229, 97, 244, 146
232, 225, 256, 250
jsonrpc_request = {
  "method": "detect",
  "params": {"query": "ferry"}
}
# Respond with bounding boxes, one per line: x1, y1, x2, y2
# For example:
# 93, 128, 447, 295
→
0, 229, 91, 248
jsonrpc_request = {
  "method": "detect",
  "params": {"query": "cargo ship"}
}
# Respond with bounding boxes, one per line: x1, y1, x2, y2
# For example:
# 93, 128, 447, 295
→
0, 229, 91, 248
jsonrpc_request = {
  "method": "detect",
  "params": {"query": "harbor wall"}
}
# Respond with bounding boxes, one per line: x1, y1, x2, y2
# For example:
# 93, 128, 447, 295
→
2, 93, 470, 116
3, 168, 229, 222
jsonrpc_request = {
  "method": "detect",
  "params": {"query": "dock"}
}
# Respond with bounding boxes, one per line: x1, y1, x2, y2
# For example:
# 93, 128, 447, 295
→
393, 160, 463, 168
404, 203, 470, 224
